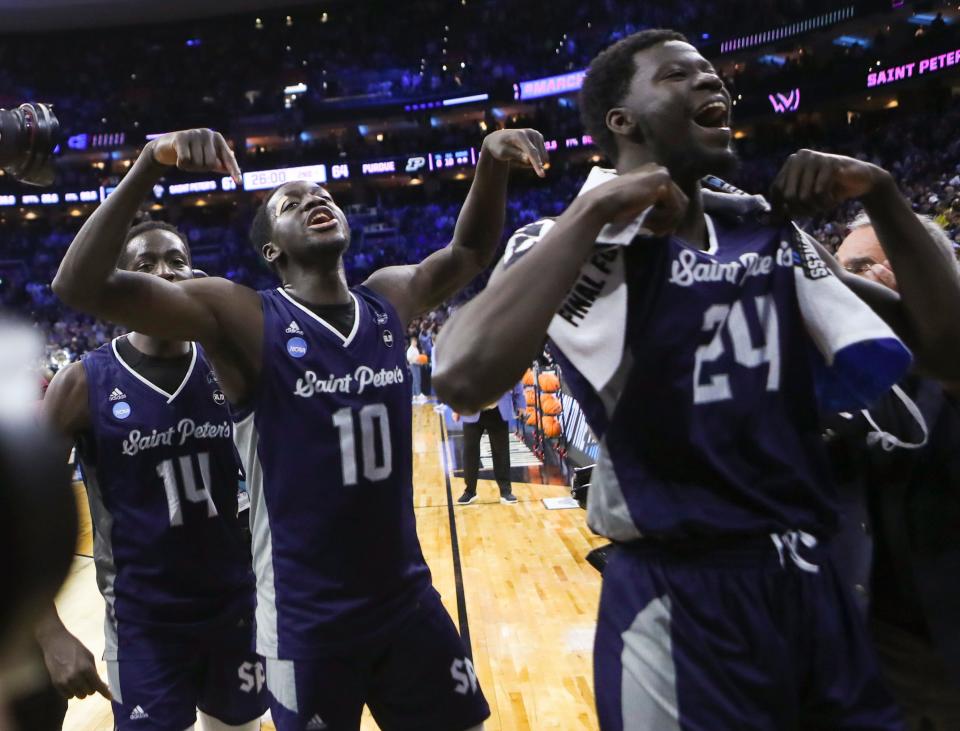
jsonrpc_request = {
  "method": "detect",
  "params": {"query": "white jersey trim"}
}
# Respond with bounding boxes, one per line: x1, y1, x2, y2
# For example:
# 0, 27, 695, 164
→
276, 288, 361, 347
233, 410, 280, 657
110, 338, 197, 404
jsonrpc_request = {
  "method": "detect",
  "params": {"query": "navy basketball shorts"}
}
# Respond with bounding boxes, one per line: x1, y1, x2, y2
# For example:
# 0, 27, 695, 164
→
107, 614, 267, 730
594, 532, 906, 731
266, 589, 490, 731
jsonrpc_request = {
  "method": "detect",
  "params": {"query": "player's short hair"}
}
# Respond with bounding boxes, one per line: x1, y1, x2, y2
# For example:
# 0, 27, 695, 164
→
120, 221, 190, 268
249, 184, 284, 274
848, 211, 959, 271
580, 29, 689, 162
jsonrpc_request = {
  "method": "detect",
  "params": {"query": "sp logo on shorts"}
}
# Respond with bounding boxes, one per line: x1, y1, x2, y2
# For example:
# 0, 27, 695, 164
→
287, 337, 308, 359
450, 657, 478, 695
112, 401, 132, 420
382, 330, 394, 347
238, 660, 265, 694
213, 390, 226, 406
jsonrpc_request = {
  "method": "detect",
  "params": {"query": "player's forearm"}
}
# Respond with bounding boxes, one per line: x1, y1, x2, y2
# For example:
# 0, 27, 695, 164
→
34, 604, 68, 645
434, 196, 606, 412
863, 173, 960, 378
447, 147, 511, 272
53, 145, 166, 311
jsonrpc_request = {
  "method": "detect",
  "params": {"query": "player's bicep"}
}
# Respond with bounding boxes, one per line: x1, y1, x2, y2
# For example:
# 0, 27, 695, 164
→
92, 273, 243, 345
362, 264, 419, 323
41, 362, 90, 439
364, 244, 481, 323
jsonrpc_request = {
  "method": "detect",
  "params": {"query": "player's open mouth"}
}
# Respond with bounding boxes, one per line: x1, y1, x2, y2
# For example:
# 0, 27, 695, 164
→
692, 99, 730, 130
306, 207, 338, 232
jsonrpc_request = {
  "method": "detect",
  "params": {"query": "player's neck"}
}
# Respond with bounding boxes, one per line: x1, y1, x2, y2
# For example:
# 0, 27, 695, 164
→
281, 263, 351, 306
126, 332, 191, 358
673, 187, 708, 251
616, 153, 709, 250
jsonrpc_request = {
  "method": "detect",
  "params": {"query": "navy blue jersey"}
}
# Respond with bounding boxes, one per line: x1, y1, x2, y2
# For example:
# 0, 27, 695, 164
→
77, 340, 254, 660
508, 211, 839, 541
233, 286, 431, 659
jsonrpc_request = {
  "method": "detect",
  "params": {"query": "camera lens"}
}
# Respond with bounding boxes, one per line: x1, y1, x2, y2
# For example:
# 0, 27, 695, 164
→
0, 102, 61, 187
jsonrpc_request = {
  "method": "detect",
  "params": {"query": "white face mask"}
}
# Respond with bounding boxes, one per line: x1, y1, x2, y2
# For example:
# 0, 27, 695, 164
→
862, 385, 929, 452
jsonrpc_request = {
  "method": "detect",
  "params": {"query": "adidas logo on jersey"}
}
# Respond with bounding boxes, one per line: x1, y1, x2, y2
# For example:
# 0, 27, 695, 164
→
129, 705, 149, 720
108, 387, 127, 402
285, 320, 304, 335
306, 714, 328, 730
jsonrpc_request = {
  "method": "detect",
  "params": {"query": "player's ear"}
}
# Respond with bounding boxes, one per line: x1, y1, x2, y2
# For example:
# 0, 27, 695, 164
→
606, 107, 642, 144
262, 241, 281, 265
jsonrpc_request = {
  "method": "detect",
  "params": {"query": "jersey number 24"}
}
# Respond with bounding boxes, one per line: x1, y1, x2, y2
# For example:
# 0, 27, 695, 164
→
693, 294, 781, 405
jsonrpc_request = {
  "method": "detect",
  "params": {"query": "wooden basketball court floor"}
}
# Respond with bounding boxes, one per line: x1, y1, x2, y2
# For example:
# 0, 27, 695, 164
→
56, 404, 607, 730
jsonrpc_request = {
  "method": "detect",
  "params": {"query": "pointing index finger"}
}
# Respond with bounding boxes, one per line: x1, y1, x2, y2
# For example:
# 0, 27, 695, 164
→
216, 134, 243, 185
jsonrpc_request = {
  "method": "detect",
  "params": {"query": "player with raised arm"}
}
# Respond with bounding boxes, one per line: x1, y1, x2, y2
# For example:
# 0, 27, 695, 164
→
433, 30, 960, 731
41, 221, 265, 731
53, 126, 547, 731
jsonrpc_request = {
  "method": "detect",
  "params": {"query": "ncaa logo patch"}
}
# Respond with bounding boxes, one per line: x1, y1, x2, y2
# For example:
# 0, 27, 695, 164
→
287, 337, 308, 359
112, 401, 132, 420
213, 390, 226, 406
382, 330, 394, 347
375, 312, 388, 325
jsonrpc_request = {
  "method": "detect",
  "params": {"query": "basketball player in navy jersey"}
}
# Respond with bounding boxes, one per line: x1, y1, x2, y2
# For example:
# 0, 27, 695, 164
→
42, 221, 265, 730
433, 30, 960, 731
52, 126, 547, 730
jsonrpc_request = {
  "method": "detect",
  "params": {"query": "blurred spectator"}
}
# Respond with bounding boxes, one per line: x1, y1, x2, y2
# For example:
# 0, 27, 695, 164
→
455, 386, 520, 505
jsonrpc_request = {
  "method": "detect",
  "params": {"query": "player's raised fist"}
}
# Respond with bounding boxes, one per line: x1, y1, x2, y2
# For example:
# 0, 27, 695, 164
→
771, 149, 892, 217
482, 128, 549, 178
581, 163, 689, 235
147, 128, 242, 185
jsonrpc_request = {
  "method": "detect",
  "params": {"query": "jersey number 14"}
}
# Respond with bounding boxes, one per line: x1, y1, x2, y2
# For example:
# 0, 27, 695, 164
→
156, 453, 219, 526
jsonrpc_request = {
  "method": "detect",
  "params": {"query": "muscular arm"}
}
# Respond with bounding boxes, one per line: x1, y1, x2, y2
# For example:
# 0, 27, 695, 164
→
433, 166, 688, 412
861, 174, 960, 382
33, 363, 111, 700
774, 150, 960, 383
364, 129, 547, 326
432, 198, 608, 412
51, 131, 262, 401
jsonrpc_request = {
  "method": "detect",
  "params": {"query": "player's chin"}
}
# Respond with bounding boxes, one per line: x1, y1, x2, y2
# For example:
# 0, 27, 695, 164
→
306, 231, 349, 254
699, 144, 739, 178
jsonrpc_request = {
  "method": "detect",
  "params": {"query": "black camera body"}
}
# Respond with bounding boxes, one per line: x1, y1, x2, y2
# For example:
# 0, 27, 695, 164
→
0, 102, 60, 187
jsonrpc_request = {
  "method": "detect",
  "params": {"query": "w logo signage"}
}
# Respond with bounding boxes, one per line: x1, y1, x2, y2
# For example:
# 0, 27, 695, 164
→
768, 88, 801, 114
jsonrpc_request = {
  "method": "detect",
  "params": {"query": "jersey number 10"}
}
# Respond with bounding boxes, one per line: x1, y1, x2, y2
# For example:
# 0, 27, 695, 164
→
693, 294, 781, 405
333, 403, 393, 486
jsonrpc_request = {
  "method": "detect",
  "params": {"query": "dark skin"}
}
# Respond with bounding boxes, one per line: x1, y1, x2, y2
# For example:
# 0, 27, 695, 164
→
52, 126, 548, 407
433, 40, 960, 411
35, 229, 197, 702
